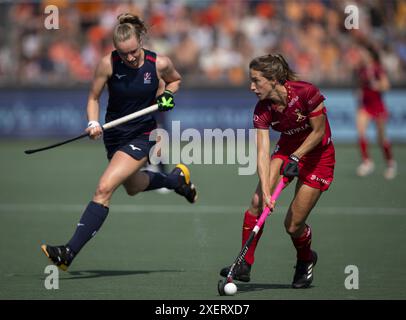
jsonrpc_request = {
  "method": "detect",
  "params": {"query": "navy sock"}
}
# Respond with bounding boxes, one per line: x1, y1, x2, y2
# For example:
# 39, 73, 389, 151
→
67, 201, 109, 254
144, 170, 179, 191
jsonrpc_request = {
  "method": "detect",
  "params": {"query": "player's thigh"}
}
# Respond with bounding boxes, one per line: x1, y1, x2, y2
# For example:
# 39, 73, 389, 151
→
356, 108, 370, 136
284, 181, 322, 234
269, 157, 284, 192
98, 151, 148, 193
249, 157, 284, 215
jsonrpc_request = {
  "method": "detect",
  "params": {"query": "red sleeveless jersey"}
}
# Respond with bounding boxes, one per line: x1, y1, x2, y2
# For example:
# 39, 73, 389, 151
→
357, 62, 388, 118
253, 80, 333, 156
253, 80, 335, 191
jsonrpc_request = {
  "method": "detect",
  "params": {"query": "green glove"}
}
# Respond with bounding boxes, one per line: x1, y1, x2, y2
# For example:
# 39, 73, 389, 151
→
157, 90, 175, 112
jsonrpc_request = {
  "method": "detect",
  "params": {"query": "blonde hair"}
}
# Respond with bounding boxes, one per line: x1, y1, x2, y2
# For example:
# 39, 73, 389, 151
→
249, 54, 297, 84
113, 13, 147, 46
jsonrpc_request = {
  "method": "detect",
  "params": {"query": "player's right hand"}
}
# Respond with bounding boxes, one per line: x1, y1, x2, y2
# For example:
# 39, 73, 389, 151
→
86, 121, 103, 140
263, 193, 275, 212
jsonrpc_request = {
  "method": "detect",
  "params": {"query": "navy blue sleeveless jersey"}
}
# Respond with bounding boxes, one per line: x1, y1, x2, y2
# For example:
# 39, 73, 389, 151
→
103, 49, 159, 147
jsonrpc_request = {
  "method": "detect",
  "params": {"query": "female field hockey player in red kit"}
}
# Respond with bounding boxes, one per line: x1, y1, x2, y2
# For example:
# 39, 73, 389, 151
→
355, 44, 397, 179
41, 14, 197, 270
220, 54, 335, 288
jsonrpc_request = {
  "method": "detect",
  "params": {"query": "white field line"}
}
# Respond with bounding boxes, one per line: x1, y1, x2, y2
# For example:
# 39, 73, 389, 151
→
0, 204, 405, 215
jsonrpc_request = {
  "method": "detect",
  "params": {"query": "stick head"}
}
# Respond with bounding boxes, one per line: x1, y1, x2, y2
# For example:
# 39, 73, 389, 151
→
217, 279, 226, 296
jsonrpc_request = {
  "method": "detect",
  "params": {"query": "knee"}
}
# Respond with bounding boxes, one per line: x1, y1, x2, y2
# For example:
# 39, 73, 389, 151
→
249, 193, 262, 216
284, 220, 304, 237
94, 181, 114, 201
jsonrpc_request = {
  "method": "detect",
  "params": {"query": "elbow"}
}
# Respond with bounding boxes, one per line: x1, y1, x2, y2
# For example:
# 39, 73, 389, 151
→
313, 129, 325, 144
88, 95, 99, 104
178, 73, 182, 84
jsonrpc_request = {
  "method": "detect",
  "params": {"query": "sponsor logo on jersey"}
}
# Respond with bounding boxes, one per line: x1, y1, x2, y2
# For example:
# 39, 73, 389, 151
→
283, 124, 311, 135
144, 72, 152, 84
310, 174, 330, 185
294, 109, 307, 122
288, 95, 299, 108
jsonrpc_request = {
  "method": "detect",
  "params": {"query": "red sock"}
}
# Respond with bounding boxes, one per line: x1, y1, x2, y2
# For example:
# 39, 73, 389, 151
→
359, 137, 369, 161
382, 141, 393, 163
242, 210, 264, 265
291, 225, 312, 261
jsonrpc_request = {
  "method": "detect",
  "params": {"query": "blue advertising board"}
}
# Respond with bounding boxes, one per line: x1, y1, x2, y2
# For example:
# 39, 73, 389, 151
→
0, 88, 405, 142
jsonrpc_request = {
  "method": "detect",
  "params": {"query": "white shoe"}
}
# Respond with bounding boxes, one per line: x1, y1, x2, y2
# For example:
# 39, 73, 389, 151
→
155, 187, 171, 194
145, 163, 161, 173
384, 161, 397, 180
356, 160, 375, 177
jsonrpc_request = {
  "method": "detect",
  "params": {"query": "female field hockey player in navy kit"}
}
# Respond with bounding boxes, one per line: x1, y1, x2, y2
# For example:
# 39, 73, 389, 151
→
41, 13, 197, 270
220, 54, 335, 288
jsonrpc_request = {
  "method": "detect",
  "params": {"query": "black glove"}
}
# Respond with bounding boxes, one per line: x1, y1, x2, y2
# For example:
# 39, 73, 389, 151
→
157, 89, 175, 112
282, 154, 300, 178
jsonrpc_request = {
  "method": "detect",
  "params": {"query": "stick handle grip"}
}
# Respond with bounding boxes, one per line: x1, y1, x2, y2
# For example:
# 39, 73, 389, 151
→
254, 177, 288, 231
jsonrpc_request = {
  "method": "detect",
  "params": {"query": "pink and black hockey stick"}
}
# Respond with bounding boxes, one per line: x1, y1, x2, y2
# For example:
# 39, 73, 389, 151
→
218, 177, 289, 295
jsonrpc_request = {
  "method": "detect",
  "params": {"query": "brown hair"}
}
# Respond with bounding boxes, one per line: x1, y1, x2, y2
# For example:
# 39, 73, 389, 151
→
113, 13, 147, 46
249, 54, 297, 84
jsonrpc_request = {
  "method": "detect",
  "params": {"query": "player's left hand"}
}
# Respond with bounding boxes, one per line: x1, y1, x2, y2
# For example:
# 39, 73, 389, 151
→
282, 154, 300, 178
157, 90, 175, 112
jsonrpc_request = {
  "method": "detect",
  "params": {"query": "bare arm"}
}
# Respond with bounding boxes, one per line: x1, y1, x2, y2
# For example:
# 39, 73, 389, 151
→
256, 128, 272, 208
87, 55, 112, 122
293, 103, 326, 159
156, 55, 181, 94
372, 72, 390, 92
86, 55, 112, 139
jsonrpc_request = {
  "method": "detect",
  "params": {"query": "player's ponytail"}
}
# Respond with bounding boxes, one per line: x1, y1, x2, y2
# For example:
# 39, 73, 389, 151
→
113, 13, 148, 46
249, 54, 297, 84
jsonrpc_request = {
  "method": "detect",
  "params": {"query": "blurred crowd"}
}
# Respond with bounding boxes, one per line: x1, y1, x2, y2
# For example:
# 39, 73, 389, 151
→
0, 0, 405, 87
